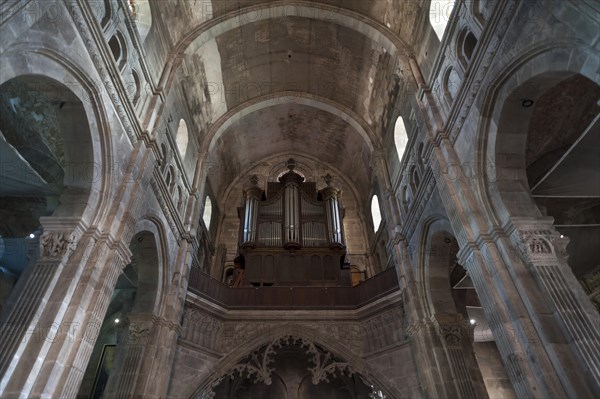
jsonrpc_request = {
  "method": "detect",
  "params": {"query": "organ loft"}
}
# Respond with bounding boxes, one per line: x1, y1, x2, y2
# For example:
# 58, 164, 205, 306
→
0, 1, 599, 398
238, 159, 349, 287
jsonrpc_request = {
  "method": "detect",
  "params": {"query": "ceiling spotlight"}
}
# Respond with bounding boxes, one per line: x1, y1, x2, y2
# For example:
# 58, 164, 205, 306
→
521, 99, 534, 108
560, 235, 564, 238
114, 318, 120, 324
470, 319, 476, 325
29, 233, 35, 239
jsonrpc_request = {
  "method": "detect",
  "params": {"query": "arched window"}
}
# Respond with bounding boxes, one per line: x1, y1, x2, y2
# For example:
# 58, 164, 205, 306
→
176, 119, 189, 159
402, 185, 411, 211
429, 0, 455, 41
130, 69, 141, 105
394, 116, 409, 163
371, 195, 382, 232
108, 31, 127, 70
129, 0, 153, 43
202, 196, 212, 230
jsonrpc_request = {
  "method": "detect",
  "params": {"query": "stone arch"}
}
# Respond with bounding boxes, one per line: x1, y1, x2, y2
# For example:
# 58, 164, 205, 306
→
78, 217, 169, 398
187, 326, 400, 399
418, 217, 514, 398
204, 92, 379, 155
176, 2, 410, 66
419, 217, 459, 317
0, 53, 110, 323
478, 43, 600, 226
0, 46, 111, 224
108, 31, 128, 70
443, 66, 461, 104
456, 27, 478, 70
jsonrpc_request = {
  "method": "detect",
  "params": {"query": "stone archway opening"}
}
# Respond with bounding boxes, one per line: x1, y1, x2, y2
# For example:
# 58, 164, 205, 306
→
202, 335, 387, 399
493, 72, 600, 312
0, 75, 93, 317
424, 226, 515, 399
77, 230, 160, 398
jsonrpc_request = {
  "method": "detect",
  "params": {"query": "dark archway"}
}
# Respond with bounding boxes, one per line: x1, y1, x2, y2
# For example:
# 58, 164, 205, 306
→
0, 75, 93, 316
76, 230, 160, 398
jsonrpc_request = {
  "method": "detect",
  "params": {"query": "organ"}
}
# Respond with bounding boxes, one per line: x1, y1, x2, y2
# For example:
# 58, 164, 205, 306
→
238, 159, 349, 286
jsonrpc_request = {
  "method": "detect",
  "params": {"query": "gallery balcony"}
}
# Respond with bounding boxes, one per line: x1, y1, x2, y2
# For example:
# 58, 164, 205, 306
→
187, 266, 400, 310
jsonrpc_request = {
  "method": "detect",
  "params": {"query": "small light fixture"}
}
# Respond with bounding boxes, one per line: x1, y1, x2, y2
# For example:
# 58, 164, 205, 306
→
29, 233, 35, 239
522, 99, 534, 108
560, 235, 564, 238
114, 318, 120, 324
470, 319, 476, 325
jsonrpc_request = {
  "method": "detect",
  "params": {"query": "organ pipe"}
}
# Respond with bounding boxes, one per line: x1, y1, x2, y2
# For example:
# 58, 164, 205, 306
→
241, 175, 263, 248
280, 159, 303, 250
321, 174, 343, 248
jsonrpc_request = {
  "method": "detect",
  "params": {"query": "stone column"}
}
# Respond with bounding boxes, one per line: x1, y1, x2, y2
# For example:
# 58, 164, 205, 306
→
508, 217, 600, 391
433, 313, 488, 399
0, 220, 80, 391
103, 314, 153, 398
392, 237, 444, 398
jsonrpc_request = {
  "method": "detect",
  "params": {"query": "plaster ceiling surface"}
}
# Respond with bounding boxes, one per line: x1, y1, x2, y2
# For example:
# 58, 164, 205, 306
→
207, 103, 371, 200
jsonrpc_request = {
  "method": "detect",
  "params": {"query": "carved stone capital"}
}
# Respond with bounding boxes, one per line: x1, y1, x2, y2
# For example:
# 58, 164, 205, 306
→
126, 315, 154, 345
39, 231, 79, 261
433, 313, 471, 348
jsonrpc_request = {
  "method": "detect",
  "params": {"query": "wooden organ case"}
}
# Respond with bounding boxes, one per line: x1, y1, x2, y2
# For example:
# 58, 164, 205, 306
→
238, 159, 350, 286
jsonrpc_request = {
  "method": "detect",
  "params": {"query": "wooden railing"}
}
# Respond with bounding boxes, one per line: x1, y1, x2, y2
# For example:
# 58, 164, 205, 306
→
187, 267, 399, 310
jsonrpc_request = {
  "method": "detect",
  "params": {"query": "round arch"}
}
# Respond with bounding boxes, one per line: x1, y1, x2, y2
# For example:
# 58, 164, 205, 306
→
0, 46, 112, 225
476, 43, 600, 226
204, 92, 380, 155
418, 216, 457, 317
129, 216, 170, 315
176, 2, 411, 63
